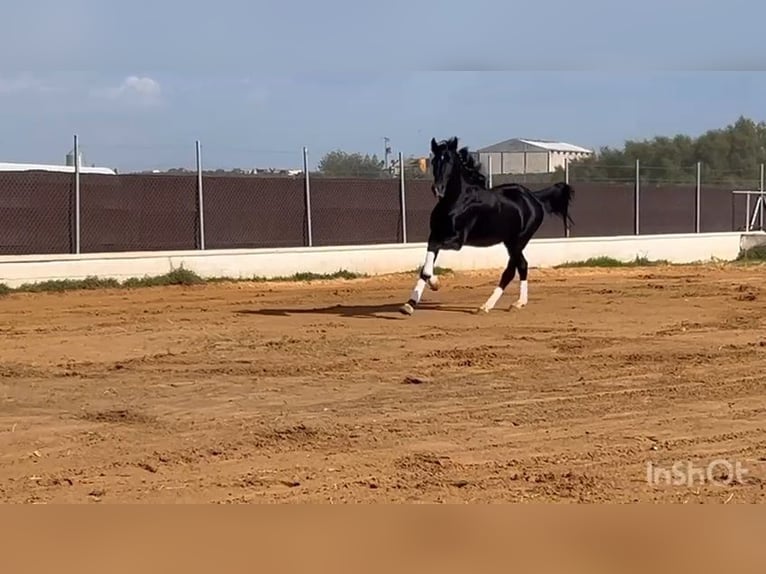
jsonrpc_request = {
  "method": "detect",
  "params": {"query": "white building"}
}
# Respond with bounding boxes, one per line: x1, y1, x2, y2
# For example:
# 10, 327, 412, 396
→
476, 138, 593, 175
0, 161, 116, 175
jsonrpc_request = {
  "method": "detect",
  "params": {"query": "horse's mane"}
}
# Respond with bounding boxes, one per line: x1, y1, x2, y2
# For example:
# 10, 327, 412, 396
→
456, 146, 488, 188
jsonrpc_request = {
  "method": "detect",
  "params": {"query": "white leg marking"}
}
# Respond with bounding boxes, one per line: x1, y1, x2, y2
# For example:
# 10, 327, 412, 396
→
422, 251, 440, 290
400, 277, 427, 315
402, 251, 439, 315
410, 278, 427, 305
422, 251, 436, 277
511, 280, 528, 309
478, 286, 503, 313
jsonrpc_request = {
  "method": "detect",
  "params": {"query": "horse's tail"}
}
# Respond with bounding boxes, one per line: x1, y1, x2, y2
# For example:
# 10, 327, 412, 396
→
531, 181, 575, 234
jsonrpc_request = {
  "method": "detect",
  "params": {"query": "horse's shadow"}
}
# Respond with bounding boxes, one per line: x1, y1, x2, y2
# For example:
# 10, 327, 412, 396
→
235, 301, 478, 320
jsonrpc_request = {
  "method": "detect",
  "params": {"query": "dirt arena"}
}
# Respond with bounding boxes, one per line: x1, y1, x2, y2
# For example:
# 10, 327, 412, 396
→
1, 263, 765, 503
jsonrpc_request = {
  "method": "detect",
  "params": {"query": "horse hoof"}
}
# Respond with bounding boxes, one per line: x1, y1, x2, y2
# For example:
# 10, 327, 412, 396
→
427, 277, 440, 291
399, 303, 414, 315
475, 306, 490, 314
509, 301, 527, 310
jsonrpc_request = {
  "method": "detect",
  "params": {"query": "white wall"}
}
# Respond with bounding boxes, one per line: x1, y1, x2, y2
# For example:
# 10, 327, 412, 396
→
0, 232, 759, 288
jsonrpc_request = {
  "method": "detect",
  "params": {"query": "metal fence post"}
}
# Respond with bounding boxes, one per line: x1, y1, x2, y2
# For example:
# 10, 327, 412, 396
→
303, 146, 313, 246
73, 134, 81, 254
564, 158, 571, 237
196, 140, 206, 250
398, 151, 407, 243
634, 158, 640, 235
488, 155, 493, 188
760, 163, 764, 230
695, 161, 701, 233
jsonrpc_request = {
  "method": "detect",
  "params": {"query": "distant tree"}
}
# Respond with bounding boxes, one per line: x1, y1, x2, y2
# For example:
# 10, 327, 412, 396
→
317, 150, 385, 177
568, 116, 766, 184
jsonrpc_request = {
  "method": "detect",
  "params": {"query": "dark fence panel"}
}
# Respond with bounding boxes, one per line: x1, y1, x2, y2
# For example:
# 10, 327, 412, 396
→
310, 178, 401, 246
700, 185, 736, 233
203, 176, 305, 249
404, 180, 434, 243
0, 171, 73, 255
567, 183, 635, 237
80, 174, 198, 253
639, 184, 696, 234
0, 172, 754, 257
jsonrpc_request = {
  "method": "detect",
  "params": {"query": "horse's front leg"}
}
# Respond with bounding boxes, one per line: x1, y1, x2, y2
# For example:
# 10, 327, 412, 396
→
399, 244, 441, 315
420, 229, 468, 293
420, 247, 441, 291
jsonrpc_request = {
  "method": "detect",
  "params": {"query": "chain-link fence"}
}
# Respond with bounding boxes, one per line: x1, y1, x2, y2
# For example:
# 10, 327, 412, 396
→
0, 171, 74, 255
80, 173, 200, 253
2, 143, 765, 256
202, 175, 306, 249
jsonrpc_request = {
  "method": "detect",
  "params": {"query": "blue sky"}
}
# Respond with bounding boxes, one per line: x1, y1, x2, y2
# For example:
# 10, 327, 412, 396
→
1, 0, 765, 172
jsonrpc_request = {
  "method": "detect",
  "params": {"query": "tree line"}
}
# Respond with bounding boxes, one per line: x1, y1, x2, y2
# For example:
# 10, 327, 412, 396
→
315, 149, 429, 178
317, 116, 766, 185
562, 115, 766, 184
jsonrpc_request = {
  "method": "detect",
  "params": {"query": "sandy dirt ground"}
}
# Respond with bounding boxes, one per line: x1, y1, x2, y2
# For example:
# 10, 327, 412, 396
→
1, 263, 765, 503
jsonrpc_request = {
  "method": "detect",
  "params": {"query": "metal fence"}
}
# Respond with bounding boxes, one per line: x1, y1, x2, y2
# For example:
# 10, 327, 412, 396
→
1, 141, 765, 257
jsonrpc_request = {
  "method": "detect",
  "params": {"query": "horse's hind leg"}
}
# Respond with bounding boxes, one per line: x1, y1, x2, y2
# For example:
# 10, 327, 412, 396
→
477, 249, 516, 313
509, 248, 529, 309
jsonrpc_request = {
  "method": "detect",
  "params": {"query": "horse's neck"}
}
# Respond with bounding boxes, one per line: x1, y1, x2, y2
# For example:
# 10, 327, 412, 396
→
459, 165, 486, 189
465, 175, 485, 188
443, 169, 466, 202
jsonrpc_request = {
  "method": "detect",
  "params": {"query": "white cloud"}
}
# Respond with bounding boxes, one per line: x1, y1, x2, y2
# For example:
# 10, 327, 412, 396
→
94, 75, 163, 106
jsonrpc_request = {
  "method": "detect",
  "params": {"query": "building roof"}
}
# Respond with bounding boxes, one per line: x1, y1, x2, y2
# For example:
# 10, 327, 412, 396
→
477, 138, 592, 154
0, 162, 116, 175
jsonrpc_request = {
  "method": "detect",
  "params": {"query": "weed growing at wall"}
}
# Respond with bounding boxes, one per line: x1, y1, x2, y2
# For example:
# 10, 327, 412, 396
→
554, 255, 670, 268
0, 268, 366, 295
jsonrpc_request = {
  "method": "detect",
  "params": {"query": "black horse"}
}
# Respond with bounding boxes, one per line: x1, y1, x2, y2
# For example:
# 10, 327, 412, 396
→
399, 136, 574, 315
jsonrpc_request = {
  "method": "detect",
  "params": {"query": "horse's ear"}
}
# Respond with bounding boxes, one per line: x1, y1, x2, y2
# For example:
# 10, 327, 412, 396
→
430, 138, 439, 154
447, 137, 458, 151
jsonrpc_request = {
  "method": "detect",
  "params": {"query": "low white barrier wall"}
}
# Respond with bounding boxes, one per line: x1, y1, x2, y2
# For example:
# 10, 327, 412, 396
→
0, 232, 760, 288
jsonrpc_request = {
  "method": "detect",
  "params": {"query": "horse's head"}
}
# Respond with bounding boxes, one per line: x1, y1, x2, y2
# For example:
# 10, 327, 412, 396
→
429, 136, 459, 199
